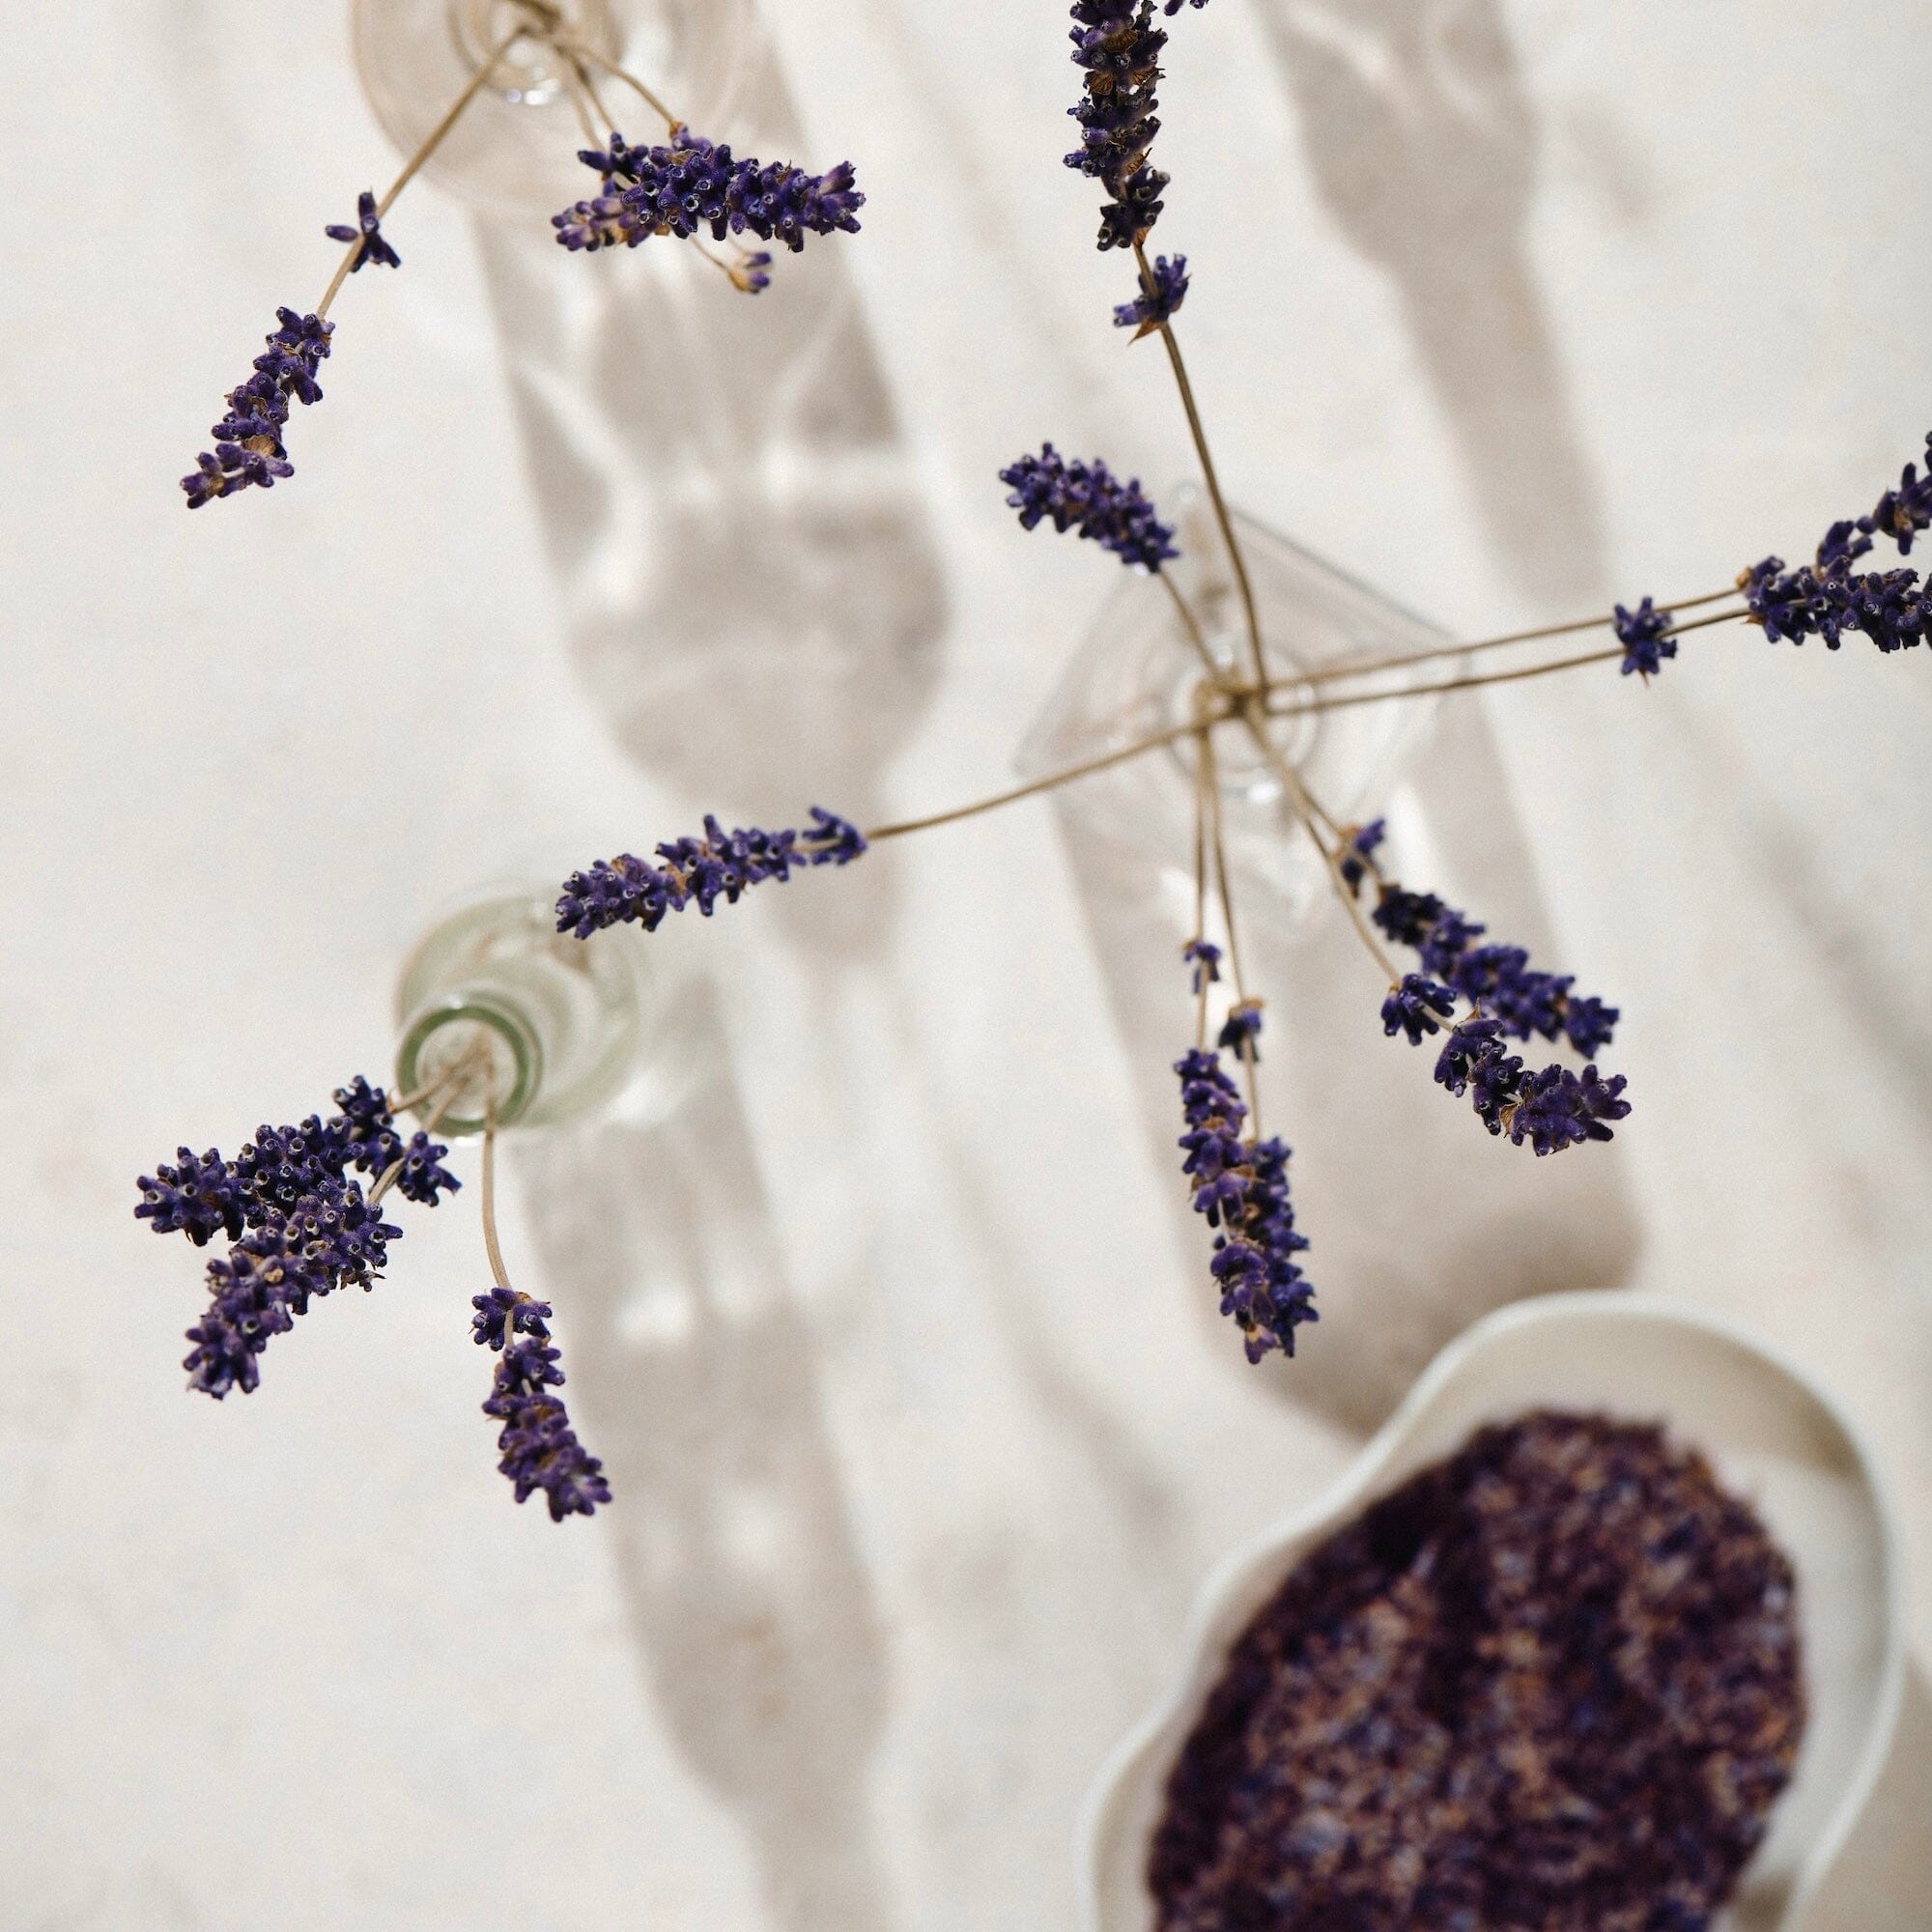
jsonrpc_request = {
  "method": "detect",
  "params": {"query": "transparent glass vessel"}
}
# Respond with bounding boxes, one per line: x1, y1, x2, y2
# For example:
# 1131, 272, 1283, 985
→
352, 0, 756, 218
1016, 490, 1457, 945
392, 884, 688, 1135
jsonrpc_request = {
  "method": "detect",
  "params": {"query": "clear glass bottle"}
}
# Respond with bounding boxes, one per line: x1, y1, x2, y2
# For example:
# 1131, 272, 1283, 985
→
352, 0, 756, 218
392, 884, 686, 1135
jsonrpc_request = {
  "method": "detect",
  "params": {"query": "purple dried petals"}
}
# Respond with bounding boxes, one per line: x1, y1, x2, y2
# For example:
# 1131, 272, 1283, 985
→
182, 307, 333, 507
555, 808, 867, 938
1380, 974, 1456, 1046
1065, 2, 1171, 251
1114, 253, 1188, 335
1176, 1045, 1315, 1362
479, 1296, 610, 1520
324, 189, 400, 271
1216, 998, 1264, 1063
1337, 819, 1385, 894
1181, 938, 1222, 994
999, 443, 1179, 572
1613, 596, 1677, 678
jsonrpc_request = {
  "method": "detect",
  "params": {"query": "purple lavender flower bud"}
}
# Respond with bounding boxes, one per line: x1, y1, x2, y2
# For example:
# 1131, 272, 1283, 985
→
136, 1148, 246, 1248
1861, 440, 1932, 555
999, 444, 1179, 572
1338, 820, 1386, 894
1216, 999, 1264, 1063
733, 156, 866, 253
471, 1287, 553, 1350
479, 1302, 610, 1521
552, 192, 646, 252
1181, 937, 1222, 993
182, 309, 333, 507
1613, 597, 1677, 678
325, 189, 400, 271
1508, 1063, 1631, 1155
1114, 253, 1189, 335
1162, 0, 1208, 11
1381, 974, 1457, 1046
556, 809, 865, 938
1370, 887, 1448, 949
394, 1130, 460, 1207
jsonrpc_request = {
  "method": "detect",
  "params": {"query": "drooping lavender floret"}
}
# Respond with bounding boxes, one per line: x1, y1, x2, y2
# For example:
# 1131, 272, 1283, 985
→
1114, 253, 1188, 335
325, 190, 400, 271
1862, 438, 1932, 555
1614, 597, 1677, 678
556, 808, 867, 939
1216, 999, 1264, 1063
136, 1148, 245, 1248
1358, 869, 1617, 1062
181, 307, 333, 507
395, 1130, 461, 1207
479, 1301, 610, 1521
1380, 974, 1456, 1046
1175, 1046, 1315, 1362
999, 443, 1179, 572
1065, 2, 1170, 252
1337, 819, 1386, 893
1181, 937, 1222, 994
553, 127, 863, 272
1428, 1016, 1630, 1153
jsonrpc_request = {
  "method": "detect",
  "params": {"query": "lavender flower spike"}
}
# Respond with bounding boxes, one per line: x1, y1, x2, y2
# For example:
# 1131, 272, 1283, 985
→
325, 190, 400, 271
1176, 1046, 1315, 1361
556, 808, 867, 939
478, 1295, 610, 1520
181, 307, 332, 508
1065, 1, 1170, 252
1114, 254, 1188, 336
1000, 444, 1179, 572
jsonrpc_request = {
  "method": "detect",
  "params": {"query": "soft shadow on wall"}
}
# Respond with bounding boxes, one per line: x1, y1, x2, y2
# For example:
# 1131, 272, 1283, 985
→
1259, 0, 1607, 604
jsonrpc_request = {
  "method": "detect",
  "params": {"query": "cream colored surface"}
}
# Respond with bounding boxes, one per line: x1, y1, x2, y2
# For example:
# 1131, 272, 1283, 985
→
1, 3, 1929, 1928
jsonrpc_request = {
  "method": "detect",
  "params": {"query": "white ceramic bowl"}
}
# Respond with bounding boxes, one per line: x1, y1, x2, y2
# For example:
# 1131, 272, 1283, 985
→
1080, 1292, 1905, 1932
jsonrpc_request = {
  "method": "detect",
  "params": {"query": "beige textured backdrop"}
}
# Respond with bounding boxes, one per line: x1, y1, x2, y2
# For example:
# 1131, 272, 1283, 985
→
2, 2, 1928, 1926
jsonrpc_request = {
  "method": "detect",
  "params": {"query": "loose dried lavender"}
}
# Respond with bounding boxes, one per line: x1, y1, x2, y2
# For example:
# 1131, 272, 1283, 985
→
553, 125, 863, 268
1613, 596, 1676, 678
1000, 444, 1179, 571
1149, 1410, 1804, 1932
554, 808, 866, 939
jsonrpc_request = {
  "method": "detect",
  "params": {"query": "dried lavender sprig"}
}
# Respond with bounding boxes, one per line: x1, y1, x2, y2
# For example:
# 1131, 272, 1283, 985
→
1175, 1044, 1314, 1362
1065, 1, 1171, 252
556, 808, 866, 939
554, 125, 863, 273
471, 1110, 609, 1521
141, 1072, 468, 1398
999, 444, 1179, 572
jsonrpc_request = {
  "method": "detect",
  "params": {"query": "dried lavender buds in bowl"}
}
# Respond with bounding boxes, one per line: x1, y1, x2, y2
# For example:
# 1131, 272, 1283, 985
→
1149, 1411, 1803, 1930
1080, 1294, 1903, 1932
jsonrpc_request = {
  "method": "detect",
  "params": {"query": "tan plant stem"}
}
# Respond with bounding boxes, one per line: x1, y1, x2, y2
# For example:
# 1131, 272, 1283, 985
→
1192, 726, 1211, 1050
546, 32, 680, 130
864, 707, 1232, 841
317, 22, 532, 320
1260, 609, 1750, 725
1160, 571, 1234, 690
1135, 242, 1268, 697
1199, 723, 1260, 1126
1294, 586, 1737, 691
480, 1103, 512, 1293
